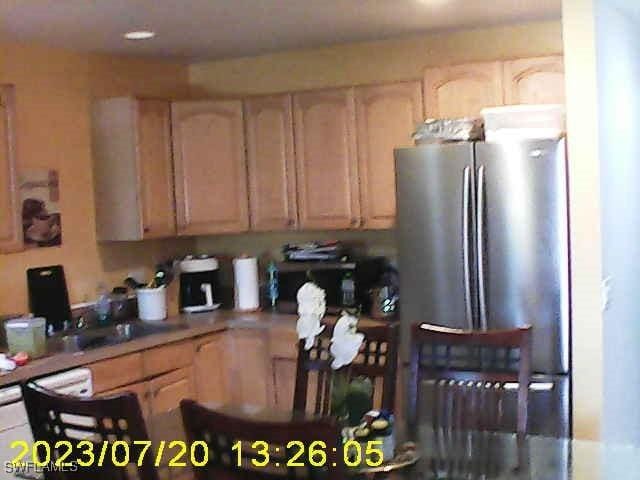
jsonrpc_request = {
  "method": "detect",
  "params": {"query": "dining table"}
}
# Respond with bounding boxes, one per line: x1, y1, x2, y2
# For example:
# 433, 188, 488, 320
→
146, 403, 640, 480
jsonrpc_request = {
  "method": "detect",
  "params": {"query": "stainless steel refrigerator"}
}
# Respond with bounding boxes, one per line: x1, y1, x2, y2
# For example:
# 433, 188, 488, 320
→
395, 138, 571, 437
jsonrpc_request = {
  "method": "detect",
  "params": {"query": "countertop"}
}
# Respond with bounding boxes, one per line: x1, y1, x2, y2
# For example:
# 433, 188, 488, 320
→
0, 310, 386, 388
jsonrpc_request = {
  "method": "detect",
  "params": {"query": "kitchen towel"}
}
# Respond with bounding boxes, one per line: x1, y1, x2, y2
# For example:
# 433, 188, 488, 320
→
233, 256, 260, 311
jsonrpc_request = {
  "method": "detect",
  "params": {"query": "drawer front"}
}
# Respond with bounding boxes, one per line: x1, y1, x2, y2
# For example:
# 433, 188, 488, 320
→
90, 353, 144, 393
143, 340, 195, 378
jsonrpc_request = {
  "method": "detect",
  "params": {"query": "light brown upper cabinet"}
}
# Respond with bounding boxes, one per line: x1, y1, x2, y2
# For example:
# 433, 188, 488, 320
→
244, 94, 297, 231
0, 85, 22, 253
355, 81, 423, 229
92, 98, 176, 241
293, 88, 360, 230
423, 61, 504, 118
503, 56, 565, 105
171, 100, 249, 235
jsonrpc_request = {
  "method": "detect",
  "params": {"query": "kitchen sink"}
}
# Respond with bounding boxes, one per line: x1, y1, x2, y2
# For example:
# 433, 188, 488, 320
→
50, 322, 187, 353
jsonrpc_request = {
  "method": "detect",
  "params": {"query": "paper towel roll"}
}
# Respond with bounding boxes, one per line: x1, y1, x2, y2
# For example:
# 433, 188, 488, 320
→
233, 256, 260, 311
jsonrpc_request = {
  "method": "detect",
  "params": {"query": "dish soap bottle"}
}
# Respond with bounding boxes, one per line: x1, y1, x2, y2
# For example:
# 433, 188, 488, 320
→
266, 261, 279, 310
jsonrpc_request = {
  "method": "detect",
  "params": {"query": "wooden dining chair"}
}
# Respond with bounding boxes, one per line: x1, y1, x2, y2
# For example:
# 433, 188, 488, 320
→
21, 381, 159, 480
293, 323, 399, 416
180, 399, 343, 480
408, 324, 532, 435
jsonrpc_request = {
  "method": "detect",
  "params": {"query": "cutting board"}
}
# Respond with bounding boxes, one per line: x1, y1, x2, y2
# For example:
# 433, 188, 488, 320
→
27, 265, 72, 332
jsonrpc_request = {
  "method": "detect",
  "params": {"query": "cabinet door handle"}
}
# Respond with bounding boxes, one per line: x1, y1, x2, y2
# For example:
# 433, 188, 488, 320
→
350, 218, 359, 226
287, 218, 295, 227
143, 227, 150, 233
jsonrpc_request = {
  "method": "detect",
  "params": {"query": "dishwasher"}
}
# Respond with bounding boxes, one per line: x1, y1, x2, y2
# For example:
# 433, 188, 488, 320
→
0, 368, 93, 480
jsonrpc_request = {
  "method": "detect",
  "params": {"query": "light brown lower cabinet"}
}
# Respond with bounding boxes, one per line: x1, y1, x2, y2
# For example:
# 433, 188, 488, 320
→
101, 380, 151, 418
227, 329, 271, 407
272, 357, 296, 410
90, 352, 145, 394
193, 333, 231, 405
148, 367, 196, 415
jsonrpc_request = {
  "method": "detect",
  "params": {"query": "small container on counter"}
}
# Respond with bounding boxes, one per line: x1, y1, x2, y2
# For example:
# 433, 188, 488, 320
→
137, 286, 168, 321
5, 316, 47, 358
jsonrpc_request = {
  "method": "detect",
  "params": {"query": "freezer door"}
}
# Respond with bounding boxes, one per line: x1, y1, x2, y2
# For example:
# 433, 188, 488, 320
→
475, 139, 570, 374
395, 144, 476, 355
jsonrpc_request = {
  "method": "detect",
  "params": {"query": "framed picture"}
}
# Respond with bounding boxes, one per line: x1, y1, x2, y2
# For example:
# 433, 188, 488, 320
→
19, 169, 62, 248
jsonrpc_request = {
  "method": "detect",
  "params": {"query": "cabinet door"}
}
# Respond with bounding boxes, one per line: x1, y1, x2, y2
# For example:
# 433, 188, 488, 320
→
244, 95, 297, 231
136, 100, 176, 238
148, 367, 196, 414
0, 85, 21, 253
423, 62, 504, 118
101, 381, 151, 418
228, 330, 271, 407
355, 81, 423, 229
293, 88, 360, 229
503, 56, 565, 105
171, 100, 249, 235
272, 358, 296, 410
194, 333, 231, 405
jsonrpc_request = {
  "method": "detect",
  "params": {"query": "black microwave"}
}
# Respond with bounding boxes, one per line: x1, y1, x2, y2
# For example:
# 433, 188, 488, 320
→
275, 257, 387, 315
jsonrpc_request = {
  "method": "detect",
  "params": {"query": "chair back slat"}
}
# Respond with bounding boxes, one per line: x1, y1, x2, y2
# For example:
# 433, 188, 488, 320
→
181, 400, 343, 480
408, 324, 532, 435
293, 323, 399, 416
21, 382, 158, 480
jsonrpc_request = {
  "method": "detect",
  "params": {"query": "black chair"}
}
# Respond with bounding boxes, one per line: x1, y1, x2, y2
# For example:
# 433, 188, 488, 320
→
180, 399, 343, 480
21, 381, 158, 480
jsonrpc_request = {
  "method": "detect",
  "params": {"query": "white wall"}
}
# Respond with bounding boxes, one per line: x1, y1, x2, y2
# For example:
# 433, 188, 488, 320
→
595, 0, 640, 445
562, 0, 603, 441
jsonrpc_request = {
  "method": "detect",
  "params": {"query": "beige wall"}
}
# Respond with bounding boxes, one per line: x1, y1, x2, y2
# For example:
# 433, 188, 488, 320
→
0, 42, 194, 316
562, 0, 603, 441
190, 20, 563, 96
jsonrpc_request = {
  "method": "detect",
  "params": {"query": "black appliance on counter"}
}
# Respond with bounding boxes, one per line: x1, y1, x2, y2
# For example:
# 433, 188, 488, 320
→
275, 257, 387, 315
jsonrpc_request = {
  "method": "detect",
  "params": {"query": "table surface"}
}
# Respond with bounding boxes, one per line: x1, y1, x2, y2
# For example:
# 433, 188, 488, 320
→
148, 404, 640, 480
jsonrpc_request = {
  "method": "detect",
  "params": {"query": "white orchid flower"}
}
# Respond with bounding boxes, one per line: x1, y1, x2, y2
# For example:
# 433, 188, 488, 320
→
330, 312, 365, 369
296, 282, 327, 350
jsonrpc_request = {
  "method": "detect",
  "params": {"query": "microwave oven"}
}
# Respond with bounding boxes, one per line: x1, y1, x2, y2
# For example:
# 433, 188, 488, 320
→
275, 257, 387, 315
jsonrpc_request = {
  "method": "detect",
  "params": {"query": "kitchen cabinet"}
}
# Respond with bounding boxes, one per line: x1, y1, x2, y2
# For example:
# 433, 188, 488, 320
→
244, 94, 298, 231
92, 98, 176, 241
293, 88, 360, 230
227, 329, 271, 406
503, 56, 565, 105
355, 81, 423, 229
89, 352, 144, 394
272, 358, 296, 410
423, 61, 504, 118
102, 380, 151, 418
268, 327, 298, 410
142, 340, 194, 378
171, 100, 249, 235
0, 85, 21, 253
148, 367, 196, 414
193, 332, 231, 405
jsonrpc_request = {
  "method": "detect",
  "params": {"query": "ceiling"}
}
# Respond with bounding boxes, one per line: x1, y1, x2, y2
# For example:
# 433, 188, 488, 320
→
1, 0, 561, 61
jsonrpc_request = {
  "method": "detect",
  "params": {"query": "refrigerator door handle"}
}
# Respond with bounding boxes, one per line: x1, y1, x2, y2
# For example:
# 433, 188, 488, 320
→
462, 166, 473, 329
476, 164, 488, 330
